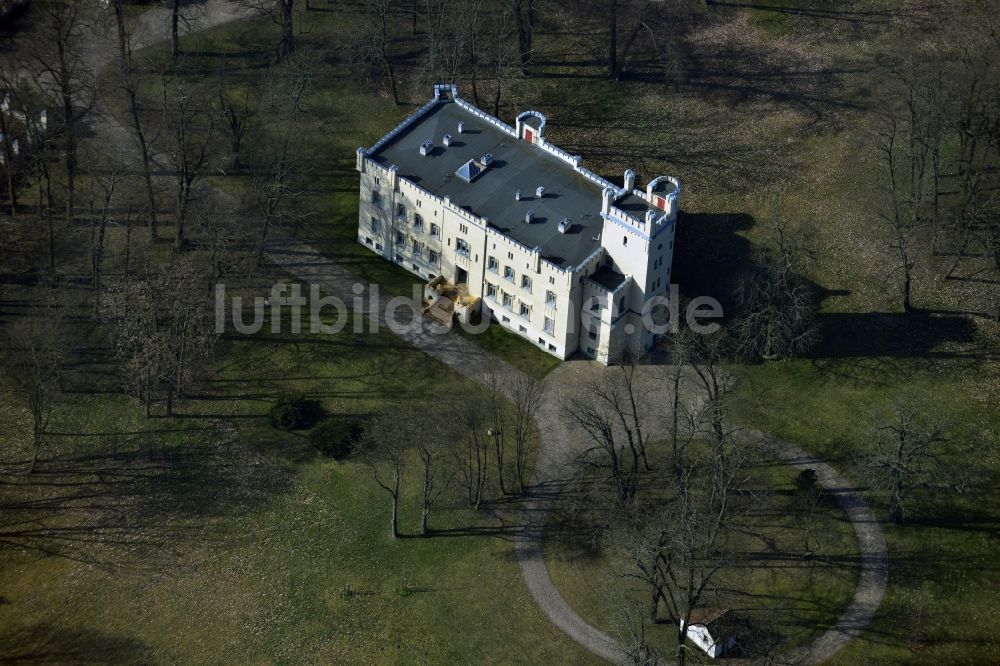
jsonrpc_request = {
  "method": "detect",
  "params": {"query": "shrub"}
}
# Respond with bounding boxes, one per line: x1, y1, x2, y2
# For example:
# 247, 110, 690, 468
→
310, 417, 364, 460
269, 395, 322, 431
795, 468, 819, 491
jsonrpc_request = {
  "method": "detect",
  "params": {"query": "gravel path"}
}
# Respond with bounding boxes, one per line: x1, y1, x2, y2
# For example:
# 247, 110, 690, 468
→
80, 8, 889, 663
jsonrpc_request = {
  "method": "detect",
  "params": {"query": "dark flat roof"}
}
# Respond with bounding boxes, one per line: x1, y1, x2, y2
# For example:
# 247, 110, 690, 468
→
588, 265, 628, 291
369, 101, 606, 268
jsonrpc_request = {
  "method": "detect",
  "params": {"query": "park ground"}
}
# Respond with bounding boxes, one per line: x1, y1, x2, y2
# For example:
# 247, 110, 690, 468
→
2, 1, 999, 663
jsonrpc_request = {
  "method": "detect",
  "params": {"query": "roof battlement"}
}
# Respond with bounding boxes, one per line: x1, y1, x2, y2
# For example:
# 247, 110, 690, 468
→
362, 84, 680, 270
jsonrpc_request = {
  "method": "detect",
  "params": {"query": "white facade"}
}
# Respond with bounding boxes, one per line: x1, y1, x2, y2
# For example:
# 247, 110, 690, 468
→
356, 84, 680, 365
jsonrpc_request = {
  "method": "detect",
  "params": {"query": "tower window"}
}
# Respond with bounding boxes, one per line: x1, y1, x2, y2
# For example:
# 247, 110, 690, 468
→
623, 236, 628, 246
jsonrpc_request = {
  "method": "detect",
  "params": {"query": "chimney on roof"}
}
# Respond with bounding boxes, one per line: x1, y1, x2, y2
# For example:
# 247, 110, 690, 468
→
535, 186, 545, 198
514, 189, 522, 201
624, 169, 636, 192
419, 140, 434, 156
525, 209, 535, 224
481, 152, 494, 166
558, 218, 569, 234
457, 121, 465, 134
443, 133, 453, 147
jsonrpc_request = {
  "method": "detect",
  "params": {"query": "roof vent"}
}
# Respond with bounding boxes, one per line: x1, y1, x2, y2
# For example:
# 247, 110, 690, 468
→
457, 121, 465, 134
443, 133, 453, 147
481, 152, 494, 167
514, 189, 522, 201
525, 209, 535, 224
558, 218, 570, 234
419, 140, 434, 156
535, 186, 545, 198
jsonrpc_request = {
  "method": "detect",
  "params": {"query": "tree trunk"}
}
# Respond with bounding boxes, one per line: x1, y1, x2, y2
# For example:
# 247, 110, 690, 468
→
278, 0, 295, 61
62, 93, 75, 226
390, 493, 399, 539
902, 267, 912, 313
29, 415, 42, 474
171, 0, 180, 59
608, 0, 617, 79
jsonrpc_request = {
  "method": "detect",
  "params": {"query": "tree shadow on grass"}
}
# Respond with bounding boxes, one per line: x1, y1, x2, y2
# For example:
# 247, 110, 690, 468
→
0, 428, 296, 571
0, 624, 154, 665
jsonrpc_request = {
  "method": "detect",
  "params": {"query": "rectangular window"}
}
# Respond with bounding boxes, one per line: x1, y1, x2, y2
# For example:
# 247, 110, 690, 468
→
397, 203, 406, 219
503, 266, 515, 281
588, 330, 598, 341
371, 190, 380, 206
487, 256, 499, 273
502, 292, 514, 309
486, 282, 497, 298
430, 223, 439, 237
414, 213, 424, 230
521, 275, 532, 292
460, 223, 468, 234
412, 241, 422, 258
371, 217, 380, 234
545, 290, 557, 308
519, 325, 527, 333
456, 238, 470, 257
429, 250, 439, 265
396, 231, 405, 246
519, 302, 530, 318
544, 317, 555, 334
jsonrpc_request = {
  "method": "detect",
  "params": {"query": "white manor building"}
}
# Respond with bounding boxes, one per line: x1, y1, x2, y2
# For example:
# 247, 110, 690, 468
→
356, 84, 680, 364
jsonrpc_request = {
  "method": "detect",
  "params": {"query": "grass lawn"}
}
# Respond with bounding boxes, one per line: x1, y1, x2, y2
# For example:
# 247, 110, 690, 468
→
0, 286, 594, 663
732, 358, 1000, 664
543, 442, 859, 659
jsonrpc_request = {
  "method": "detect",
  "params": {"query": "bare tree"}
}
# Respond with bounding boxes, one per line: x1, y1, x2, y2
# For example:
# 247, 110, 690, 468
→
162, 78, 215, 252
504, 367, 542, 493
563, 359, 655, 502
248, 52, 314, 265
111, 0, 159, 240
216, 68, 255, 170
413, 405, 453, 535
357, 407, 410, 539
488, 4, 518, 117
612, 443, 747, 666
25, 0, 96, 228
370, 0, 401, 105
83, 157, 126, 316
483, 367, 510, 495
105, 255, 218, 415
2, 303, 69, 473
732, 219, 818, 361
453, 388, 491, 509
509, 0, 536, 75
236, 0, 296, 62
857, 392, 949, 525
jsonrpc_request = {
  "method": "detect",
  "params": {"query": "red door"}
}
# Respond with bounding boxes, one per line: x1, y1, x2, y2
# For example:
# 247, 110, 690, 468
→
524, 128, 534, 143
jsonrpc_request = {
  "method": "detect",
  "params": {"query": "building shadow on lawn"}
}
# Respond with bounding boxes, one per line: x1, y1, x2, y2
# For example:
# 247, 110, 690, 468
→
672, 210, 987, 361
